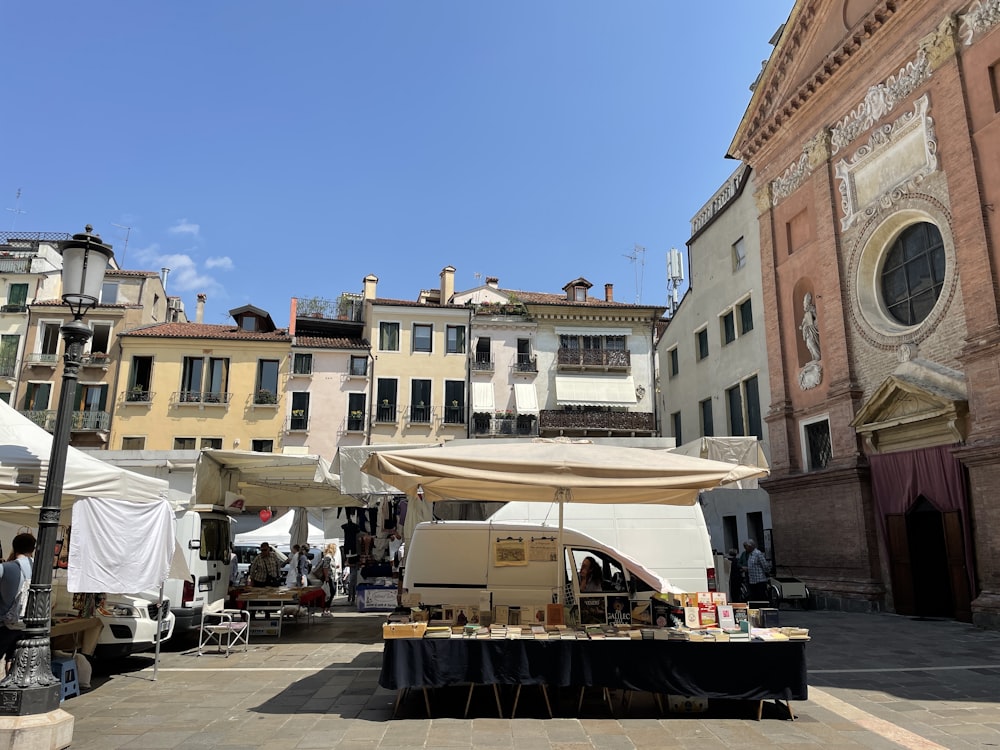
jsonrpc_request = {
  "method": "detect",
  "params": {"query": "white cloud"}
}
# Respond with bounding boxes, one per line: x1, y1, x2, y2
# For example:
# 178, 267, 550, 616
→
205, 256, 234, 270
168, 219, 200, 237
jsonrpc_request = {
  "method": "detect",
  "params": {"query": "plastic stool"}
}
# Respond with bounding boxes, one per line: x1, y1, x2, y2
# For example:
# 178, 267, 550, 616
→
50, 657, 80, 702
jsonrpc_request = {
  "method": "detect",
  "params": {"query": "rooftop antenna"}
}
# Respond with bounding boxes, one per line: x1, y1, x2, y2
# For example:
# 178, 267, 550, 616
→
623, 243, 646, 303
111, 223, 131, 266
666, 247, 685, 318
6, 189, 26, 231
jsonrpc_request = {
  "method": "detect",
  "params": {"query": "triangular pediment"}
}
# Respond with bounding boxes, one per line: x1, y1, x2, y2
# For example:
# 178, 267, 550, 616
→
730, 0, 894, 161
852, 359, 968, 452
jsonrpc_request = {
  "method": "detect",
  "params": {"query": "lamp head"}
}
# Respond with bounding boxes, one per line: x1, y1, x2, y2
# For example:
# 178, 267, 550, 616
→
60, 224, 115, 319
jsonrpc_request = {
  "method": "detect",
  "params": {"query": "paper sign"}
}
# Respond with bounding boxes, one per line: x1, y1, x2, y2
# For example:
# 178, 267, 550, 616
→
493, 538, 528, 567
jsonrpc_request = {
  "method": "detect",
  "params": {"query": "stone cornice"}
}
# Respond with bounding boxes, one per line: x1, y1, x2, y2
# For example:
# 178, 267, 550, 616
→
732, 0, 898, 163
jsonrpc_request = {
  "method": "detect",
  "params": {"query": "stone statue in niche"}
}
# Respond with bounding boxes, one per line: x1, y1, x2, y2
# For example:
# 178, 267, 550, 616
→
800, 292, 821, 362
798, 292, 823, 390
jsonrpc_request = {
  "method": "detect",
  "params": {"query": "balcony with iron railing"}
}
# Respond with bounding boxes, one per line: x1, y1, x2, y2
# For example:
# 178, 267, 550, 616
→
472, 354, 494, 372
23, 352, 60, 367
556, 347, 630, 371
346, 412, 366, 432
124, 388, 154, 404
82, 354, 111, 369
538, 409, 655, 435
19, 409, 111, 433
407, 404, 435, 425
513, 355, 537, 375
0, 303, 28, 313
375, 403, 399, 424
287, 412, 310, 432
471, 414, 538, 437
174, 391, 232, 406
472, 302, 530, 319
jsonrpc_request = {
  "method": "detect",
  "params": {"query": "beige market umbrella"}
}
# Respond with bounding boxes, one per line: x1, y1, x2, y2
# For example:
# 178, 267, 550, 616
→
361, 438, 769, 601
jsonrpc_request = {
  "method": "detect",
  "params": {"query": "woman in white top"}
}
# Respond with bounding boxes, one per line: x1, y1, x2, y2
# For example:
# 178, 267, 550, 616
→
285, 544, 301, 588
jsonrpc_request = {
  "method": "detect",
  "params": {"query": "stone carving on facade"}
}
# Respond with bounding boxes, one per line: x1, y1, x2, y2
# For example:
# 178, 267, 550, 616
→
830, 49, 930, 155
835, 94, 938, 230
754, 183, 773, 216
959, 0, 1000, 45
797, 292, 823, 391
771, 153, 810, 205
919, 15, 958, 70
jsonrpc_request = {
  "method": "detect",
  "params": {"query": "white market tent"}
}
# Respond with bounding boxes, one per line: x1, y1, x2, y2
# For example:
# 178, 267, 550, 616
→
235, 508, 333, 547
192, 449, 365, 509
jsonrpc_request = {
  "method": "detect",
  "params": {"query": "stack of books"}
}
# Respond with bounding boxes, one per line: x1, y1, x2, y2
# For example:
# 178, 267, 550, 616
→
779, 627, 810, 640
425, 625, 452, 639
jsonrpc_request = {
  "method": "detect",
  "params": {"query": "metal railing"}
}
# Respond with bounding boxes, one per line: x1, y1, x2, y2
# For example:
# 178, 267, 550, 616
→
71, 411, 110, 431
346, 414, 366, 432
0, 303, 27, 313
174, 391, 232, 405
407, 404, 434, 424
288, 414, 310, 432
472, 416, 538, 437
375, 404, 398, 423
82, 355, 111, 367
442, 405, 465, 425
514, 355, 537, 373
556, 347, 631, 369
538, 409, 655, 433
21, 410, 56, 432
23, 353, 59, 366
124, 389, 154, 404
472, 355, 494, 372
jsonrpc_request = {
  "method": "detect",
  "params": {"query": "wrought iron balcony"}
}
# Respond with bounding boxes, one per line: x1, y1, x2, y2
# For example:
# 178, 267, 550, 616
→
124, 388, 154, 404
175, 391, 232, 405
21, 410, 56, 432
442, 405, 466, 425
556, 347, 630, 371
82, 354, 110, 368
375, 403, 398, 423
288, 413, 310, 432
471, 414, 538, 437
513, 355, 537, 374
538, 409, 655, 435
472, 355, 494, 372
407, 404, 434, 424
72, 410, 110, 431
346, 413, 366, 432
23, 352, 59, 367
0, 303, 27, 313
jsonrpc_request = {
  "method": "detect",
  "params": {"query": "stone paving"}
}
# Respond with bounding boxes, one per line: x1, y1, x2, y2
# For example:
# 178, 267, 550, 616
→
63, 602, 1000, 749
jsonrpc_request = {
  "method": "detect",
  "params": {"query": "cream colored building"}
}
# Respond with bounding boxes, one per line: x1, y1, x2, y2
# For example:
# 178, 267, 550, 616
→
363, 267, 472, 445
109, 302, 290, 452
657, 164, 771, 460
17, 264, 175, 449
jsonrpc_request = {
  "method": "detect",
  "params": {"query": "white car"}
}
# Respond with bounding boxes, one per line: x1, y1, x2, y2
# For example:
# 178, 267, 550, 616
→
52, 581, 175, 659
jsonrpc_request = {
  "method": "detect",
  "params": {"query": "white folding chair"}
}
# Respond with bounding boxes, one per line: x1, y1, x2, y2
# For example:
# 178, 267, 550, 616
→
197, 603, 250, 657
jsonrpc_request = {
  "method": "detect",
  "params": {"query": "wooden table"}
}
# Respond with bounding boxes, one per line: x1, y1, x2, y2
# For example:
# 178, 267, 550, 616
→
50, 616, 103, 656
237, 586, 325, 637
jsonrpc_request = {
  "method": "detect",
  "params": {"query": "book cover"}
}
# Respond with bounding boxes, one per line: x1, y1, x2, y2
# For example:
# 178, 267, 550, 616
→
607, 596, 631, 626
493, 605, 510, 626
580, 597, 607, 625
630, 599, 651, 626
650, 600, 673, 628
683, 606, 700, 629
545, 603, 565, 627
717, 604, 736, 630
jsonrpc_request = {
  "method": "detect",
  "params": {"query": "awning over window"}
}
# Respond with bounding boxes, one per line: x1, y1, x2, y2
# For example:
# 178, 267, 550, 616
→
514, 383, 539, 414
554, 374, 637, 406
472, 382, 495, 412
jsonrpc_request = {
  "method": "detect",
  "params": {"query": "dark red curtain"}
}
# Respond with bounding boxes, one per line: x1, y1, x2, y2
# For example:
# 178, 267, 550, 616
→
869, 444, 975, 593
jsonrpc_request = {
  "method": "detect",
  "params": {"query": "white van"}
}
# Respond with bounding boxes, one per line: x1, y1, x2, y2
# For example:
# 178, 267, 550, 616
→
50, 578, 176, 659
163, 505, 235, 634
488, 501, 718, 593
402, 521, 680, 621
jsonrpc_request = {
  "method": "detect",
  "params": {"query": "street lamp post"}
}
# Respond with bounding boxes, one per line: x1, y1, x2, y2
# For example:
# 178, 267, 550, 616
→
0, 226, 113, 717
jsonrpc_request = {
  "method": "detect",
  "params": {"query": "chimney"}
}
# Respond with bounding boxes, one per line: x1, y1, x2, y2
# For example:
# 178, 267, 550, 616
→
486, 276, 499, 289
440, 266, 455, 304
605, 283, 614, 302
289, 297, 298, 336
161, 267, 170, 293
196, 293, 206, 324
363, 274, 378, 301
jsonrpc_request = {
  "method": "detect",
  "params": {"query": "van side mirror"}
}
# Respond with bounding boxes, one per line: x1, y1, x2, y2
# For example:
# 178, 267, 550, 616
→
188, 540, 201, 550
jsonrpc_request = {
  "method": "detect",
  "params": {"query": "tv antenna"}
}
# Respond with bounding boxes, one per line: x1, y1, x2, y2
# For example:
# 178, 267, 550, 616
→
623, 244, 646, 303
111, 223, 131, 266
6, 189, 26, 231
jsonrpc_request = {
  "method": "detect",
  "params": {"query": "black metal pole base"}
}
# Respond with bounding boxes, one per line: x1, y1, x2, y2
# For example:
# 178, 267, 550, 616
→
0, 683, 60, 716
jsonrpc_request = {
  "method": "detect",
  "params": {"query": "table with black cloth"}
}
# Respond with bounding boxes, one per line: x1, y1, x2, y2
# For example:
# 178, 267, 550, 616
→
379, 637, 807, 719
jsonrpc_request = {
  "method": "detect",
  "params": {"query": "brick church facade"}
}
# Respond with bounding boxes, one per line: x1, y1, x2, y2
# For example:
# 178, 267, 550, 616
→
729, 0, 1000, 628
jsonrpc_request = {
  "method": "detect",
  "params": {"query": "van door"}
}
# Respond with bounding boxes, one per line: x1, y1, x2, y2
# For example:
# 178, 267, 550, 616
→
196, 514, 232, 607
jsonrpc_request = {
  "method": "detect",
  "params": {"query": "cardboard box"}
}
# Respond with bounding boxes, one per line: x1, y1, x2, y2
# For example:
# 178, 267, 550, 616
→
382, 622, 428, 639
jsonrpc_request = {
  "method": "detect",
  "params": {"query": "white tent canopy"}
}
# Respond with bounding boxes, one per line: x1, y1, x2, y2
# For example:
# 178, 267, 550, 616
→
234, 508, 335, 547
192, 449, 365, 508
0, 399, 171, 522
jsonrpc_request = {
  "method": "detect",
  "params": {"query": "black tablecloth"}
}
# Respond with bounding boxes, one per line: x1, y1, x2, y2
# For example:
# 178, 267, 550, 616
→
380, 638, 807, 701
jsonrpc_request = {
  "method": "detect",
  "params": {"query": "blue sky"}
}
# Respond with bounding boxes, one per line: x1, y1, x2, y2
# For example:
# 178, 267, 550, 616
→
4, 2, 791, 325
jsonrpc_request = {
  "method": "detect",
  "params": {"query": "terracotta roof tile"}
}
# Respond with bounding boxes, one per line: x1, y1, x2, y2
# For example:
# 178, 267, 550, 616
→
106, 269, 160, 278
294, 335, 368, 349
121, 322, 291, 341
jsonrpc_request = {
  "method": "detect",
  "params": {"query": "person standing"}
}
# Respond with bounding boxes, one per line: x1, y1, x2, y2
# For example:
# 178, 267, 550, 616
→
297, 545, 311, 586
742, 539, 770, 604
286, 544, 301, 588
0, 533, 36, 675
248, 543, 281, 587
726, 548, 743, 603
